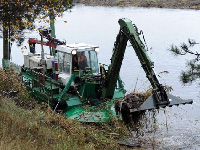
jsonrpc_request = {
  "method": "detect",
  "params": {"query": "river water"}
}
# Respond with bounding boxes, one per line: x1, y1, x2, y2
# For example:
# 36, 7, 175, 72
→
1, 5, 200, 149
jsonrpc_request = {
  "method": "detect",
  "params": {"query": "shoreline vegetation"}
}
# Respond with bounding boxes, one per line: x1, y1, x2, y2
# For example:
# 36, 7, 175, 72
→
0, 97, 132, 149
73, 0, 200, 10
0, 68, 133, 149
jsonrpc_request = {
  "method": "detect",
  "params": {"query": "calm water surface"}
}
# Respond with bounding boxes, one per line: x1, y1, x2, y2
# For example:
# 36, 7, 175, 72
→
0, 5, 200, 149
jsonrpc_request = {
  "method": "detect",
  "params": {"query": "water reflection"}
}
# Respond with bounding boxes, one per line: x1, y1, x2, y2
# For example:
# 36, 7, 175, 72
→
123, 107, 200, 149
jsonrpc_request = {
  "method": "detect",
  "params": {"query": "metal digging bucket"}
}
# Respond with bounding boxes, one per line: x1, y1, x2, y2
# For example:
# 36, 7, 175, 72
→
129, 93, 193, 113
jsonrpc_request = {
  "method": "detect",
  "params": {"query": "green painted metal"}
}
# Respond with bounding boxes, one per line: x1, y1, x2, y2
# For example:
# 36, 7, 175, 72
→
49, 14, 56, 56
64, 100, 121, 122
79, 82, 99, 101
14, 18, 193, 122
58, 74, 75, 102
112, 89, 125, 99
66, 96, 82, 108
21, 67, 123, 122
102, 21, 128, 99
102, 18, 170, 107
118, 75, 126, 93
63, 78, 124, 121
118, 18, 155, 88
18, 18, 175, 122
118, 18, 169, 106
21, 69, 61, 105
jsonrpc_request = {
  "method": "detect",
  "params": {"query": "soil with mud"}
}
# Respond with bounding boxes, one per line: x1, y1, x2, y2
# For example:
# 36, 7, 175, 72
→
115, 93, 146, 113
115, 93, 147, 124
73, 0, 200, 10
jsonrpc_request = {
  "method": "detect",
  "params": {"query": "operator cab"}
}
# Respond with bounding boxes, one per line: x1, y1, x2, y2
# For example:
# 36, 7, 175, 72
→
56, 43, 99, 84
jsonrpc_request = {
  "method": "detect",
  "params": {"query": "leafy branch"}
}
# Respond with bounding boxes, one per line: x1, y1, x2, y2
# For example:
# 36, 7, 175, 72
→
169, 39, 200, 84
0, 0, 73, 61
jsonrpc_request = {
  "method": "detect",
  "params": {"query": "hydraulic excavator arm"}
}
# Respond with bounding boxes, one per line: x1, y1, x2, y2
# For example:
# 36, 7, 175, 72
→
102, 18, 192, 110
118, 18, 169, 106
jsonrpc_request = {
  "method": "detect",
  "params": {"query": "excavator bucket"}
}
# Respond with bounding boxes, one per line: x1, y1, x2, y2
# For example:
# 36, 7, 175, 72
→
129, 93, 193, 113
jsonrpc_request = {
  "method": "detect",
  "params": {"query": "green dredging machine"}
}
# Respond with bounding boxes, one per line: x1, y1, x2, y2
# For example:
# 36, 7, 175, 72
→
17, 18, 193, 122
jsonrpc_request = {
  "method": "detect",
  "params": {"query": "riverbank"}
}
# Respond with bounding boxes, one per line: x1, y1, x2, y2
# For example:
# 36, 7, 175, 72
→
0, 68, 133, 149
73, 0, 200, 9
0, 97, 133, 149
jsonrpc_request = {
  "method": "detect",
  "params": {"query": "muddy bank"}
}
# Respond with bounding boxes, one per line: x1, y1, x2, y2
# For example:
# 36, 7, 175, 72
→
73, 0, 200, 10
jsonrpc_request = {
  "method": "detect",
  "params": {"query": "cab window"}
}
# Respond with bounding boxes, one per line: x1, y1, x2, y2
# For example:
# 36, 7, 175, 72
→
72, 50, 98, 73
58, 51, 71, 74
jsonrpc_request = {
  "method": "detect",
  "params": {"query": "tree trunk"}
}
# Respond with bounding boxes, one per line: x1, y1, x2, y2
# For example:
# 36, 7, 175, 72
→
3, 25, 9, 60
49, 14, 56, 56
2, 21, 9, 69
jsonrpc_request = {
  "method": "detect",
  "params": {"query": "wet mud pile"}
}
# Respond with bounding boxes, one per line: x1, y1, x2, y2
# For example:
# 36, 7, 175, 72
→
115, 93, 146, 113
115, 93, 149, 124
73, 0, 200, 10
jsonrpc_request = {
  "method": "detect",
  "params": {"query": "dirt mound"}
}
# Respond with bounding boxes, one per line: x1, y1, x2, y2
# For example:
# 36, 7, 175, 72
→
115, 93, 146, 112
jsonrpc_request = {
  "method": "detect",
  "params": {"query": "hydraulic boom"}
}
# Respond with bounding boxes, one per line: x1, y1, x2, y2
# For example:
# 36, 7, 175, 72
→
102, 18, 192, 110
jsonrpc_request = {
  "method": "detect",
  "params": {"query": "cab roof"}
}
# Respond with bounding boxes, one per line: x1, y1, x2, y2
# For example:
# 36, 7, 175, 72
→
56, 43, 99, 53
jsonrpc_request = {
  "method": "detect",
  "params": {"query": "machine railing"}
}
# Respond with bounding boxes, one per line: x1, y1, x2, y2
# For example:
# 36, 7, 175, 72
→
21, 67, 62, 103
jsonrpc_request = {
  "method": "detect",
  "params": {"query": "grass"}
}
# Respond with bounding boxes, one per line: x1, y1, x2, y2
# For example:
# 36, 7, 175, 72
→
0, 68, 137, 149
0, 96, 135, 150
